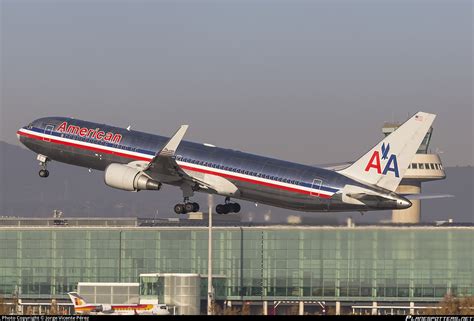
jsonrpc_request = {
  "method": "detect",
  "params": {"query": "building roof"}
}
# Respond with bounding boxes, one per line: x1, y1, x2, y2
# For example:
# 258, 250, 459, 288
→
0, 217, 472, 230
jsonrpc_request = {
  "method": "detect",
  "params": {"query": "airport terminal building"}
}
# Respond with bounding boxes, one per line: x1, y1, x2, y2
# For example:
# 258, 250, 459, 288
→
0, 217, 472, 314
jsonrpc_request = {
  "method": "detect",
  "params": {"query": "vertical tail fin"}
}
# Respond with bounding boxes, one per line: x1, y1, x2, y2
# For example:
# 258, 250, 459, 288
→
338, 111, 436, 192
67, 292, 88, 307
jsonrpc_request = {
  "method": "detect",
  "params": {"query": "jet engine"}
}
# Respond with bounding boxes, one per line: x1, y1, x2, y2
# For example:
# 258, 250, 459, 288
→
95, 304, 113, 313
104, 163, 161, 191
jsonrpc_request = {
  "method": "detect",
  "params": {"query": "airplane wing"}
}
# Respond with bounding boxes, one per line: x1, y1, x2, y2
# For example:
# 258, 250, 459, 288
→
144, 125, 190, 182
144, 125, 239, 196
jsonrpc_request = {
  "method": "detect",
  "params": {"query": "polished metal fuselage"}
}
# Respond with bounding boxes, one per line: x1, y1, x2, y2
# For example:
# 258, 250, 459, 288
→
18, 117, 407, 212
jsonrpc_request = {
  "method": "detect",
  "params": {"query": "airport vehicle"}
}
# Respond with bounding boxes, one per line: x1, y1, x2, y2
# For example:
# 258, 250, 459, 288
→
17, 112, 435, 214
67, 292, 170, 315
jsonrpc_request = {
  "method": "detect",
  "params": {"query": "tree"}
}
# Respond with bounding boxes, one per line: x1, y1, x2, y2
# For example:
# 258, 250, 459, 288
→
0, 296, 10, 315
423, 295, 474, 315
49, 299, 59, 315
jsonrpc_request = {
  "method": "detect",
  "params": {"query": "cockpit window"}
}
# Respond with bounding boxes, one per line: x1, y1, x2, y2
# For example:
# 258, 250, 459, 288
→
27, 123, 34, 129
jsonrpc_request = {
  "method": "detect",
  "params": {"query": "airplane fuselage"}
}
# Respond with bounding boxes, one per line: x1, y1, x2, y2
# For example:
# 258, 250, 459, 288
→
17, 117, 410, 212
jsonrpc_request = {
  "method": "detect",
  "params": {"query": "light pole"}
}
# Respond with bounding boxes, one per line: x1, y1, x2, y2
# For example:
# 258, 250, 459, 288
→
207, 194, 214, 315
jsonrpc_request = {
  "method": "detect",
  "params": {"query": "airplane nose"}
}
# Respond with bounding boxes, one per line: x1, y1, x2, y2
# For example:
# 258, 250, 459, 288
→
17, 128, 23, 141
17, 125, 27, 142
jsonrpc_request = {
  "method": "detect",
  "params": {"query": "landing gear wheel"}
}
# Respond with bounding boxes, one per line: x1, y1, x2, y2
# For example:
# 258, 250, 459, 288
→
174, 204, 185, 215
216, 202, 240, 214
184, 203, 195, 213
216, 204, 225, 215
232, 203, 241, 213
192, 202, 200, 212
39, 169, 49, 178
222, 204, 230, 214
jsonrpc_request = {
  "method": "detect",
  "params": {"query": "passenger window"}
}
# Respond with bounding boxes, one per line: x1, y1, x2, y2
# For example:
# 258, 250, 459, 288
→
412, 163, 418, 169
425, 163, 430, 169
430, 164, 435, 170
419, 163, 424, 169
435, 164, 439, 169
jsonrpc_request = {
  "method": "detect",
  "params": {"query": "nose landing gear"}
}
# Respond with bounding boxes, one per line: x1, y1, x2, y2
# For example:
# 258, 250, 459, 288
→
39, 169, 49, 178
37, 154, 50, 178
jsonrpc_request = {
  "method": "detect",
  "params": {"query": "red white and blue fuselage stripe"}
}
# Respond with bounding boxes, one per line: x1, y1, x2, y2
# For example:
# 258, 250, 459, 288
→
17, 126, 339, 199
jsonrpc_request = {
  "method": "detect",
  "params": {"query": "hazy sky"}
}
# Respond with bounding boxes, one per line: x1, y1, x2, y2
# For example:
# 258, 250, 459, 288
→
1, 0, 472, 166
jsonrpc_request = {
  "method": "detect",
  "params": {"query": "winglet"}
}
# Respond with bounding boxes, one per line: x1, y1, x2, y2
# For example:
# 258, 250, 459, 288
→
158, 125, 188, 157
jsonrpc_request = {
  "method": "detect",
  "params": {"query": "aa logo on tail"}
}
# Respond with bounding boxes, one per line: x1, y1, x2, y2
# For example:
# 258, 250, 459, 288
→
364, 143, 399, 177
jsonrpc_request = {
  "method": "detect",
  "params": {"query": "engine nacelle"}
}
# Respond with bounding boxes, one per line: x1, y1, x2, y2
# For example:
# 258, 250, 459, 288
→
96, 304, 113, 313
104, 164, 161, 191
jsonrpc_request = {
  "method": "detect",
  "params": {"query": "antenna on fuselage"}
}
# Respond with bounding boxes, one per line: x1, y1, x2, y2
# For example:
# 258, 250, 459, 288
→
126, 125, 132, 131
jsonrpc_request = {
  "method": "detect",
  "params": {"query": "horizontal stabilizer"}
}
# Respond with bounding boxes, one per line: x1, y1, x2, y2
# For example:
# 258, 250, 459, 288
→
404, 194, 454, 200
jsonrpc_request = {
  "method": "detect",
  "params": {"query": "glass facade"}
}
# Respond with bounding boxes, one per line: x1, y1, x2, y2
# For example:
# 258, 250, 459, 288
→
0, 226, 472, 302
77, 283, 139, 304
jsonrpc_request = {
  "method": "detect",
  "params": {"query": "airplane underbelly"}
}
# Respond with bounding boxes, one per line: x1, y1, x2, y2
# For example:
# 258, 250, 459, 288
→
22, 137, 117, 171
233, 179, 330, 212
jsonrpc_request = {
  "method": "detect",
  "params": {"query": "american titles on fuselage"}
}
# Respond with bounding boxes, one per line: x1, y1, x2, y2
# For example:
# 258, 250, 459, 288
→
56, 121, 123, 144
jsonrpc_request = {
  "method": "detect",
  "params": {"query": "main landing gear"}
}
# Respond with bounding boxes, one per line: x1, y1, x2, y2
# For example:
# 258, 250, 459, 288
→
37, 154, 50, 178
174, 198, 200, 215
216, 197, 240, 215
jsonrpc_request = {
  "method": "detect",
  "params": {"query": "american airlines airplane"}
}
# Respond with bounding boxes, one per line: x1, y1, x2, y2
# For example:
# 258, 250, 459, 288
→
17, 112, 435, 215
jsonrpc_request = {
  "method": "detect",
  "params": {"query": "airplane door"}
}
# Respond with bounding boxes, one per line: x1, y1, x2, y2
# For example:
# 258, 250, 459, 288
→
310, 178, 322, 197
43, 125, 54, 142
